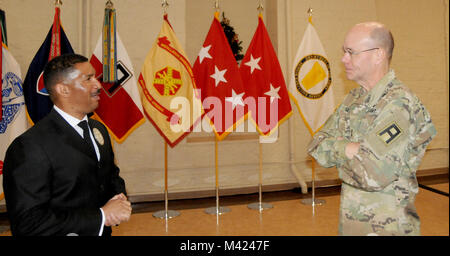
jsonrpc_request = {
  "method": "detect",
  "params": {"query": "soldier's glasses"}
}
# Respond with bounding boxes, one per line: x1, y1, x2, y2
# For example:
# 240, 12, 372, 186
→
343, 47, 379, 57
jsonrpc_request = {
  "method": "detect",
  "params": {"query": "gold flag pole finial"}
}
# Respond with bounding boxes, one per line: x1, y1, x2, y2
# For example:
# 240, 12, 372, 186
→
162, 0, 169, 14
214, 0, 220, 10
257, 1, 264, 14
307, 7, 313, 23
214, 0, 220, 19
105, 0, 114, 9
54, 0, 62, 7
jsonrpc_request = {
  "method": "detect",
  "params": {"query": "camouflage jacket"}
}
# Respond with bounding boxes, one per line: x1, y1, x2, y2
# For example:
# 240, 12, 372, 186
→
307, 70, 436, 236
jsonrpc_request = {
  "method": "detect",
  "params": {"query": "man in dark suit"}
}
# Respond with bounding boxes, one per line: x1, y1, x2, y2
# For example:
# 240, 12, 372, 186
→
2, 53, 132, 236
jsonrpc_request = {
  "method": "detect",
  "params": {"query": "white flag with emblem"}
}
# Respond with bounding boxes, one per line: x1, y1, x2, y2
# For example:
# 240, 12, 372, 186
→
289, 20, 336, 135
1, 44, 28, 202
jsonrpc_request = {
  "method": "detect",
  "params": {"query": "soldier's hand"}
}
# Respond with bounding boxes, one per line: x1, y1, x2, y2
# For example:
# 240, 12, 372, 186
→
345, 142, 360, 159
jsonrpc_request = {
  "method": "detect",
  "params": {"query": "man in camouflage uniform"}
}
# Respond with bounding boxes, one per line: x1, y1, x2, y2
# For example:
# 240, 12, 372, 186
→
307, 22, 436, 236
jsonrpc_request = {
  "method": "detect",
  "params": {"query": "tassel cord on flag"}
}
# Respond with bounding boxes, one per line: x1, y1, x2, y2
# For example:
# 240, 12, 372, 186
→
24, 4, 75, 125
153, 141, 180, 220
102, 0, 117, 83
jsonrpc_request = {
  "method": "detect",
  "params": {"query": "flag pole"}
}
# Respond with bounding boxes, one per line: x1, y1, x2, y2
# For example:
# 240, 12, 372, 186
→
246, 1, 273, 212
152, 0, 180, 220
248, 141, 273, 211
204, 0, 230, 216
301, 158, 325, 210
153, 141, 180, 219
300, 7, 326, 210
205, 136, 230, 215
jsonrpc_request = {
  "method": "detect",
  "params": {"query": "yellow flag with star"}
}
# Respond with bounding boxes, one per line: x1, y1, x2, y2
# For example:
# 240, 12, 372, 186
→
288, 19, 336, 135
138, 14, 204, 147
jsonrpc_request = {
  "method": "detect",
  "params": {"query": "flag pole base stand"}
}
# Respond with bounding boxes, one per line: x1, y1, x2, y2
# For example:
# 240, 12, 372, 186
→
301, 198, 326, 206
153, 210, 180, 219
205, 206, 231, 215
247, 202, 273, 211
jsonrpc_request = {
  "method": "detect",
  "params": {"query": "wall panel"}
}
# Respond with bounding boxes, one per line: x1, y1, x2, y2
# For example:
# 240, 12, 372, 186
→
1, 0, 447, 205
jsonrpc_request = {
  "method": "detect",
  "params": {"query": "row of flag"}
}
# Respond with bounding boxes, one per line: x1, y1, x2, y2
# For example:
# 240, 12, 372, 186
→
1, 9, 27, 201
1, 6, 336, 199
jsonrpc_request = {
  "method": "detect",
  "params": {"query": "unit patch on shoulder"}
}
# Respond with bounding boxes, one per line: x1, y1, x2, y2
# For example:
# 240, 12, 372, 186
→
377, 122, 403, 145
365, 113, 409, 157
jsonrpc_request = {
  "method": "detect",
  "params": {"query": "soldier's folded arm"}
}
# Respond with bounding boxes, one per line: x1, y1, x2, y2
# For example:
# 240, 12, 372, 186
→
307, 105, 346, 168
338, 101, 422, 192
308, 95, 436, 193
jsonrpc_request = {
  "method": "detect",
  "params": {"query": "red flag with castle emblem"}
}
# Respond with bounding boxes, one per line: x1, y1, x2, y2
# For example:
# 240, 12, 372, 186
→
138, 15, 204, 147
193, 12, 248, 140
239, 14, 292, 136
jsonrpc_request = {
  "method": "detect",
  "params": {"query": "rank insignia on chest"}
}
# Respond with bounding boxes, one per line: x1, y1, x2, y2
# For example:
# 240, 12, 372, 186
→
377, 122, 402, 145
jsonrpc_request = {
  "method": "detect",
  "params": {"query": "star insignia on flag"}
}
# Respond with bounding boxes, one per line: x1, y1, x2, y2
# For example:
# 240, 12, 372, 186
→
210, 65, 227, 87
225, 89, 245, 110
244, 54, 262, 74
264, 83, 281, 103
198, 45, 212, 64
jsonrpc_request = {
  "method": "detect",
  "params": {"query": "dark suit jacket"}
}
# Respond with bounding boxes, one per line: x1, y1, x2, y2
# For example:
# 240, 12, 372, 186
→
2, 109, 126, 236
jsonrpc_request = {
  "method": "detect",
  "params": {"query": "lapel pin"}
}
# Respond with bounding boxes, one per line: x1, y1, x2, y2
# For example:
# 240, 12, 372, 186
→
93, 128, 104, 146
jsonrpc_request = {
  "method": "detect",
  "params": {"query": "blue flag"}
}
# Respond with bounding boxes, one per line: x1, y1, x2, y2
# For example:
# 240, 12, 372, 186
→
23, 7, 74, 124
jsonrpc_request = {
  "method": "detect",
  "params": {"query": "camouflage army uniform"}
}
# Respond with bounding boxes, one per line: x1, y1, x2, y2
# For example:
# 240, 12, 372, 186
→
307, 70, 436, 236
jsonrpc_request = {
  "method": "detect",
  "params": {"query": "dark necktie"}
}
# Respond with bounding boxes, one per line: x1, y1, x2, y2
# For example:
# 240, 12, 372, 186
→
78, 120, 96, 159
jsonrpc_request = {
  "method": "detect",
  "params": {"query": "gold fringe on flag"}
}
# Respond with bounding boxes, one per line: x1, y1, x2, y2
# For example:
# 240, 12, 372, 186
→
102, 1, 117, 82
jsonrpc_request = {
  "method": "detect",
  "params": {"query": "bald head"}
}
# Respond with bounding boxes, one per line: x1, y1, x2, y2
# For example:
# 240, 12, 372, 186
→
342, 22, 394, 89
350, 22, 394, 62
